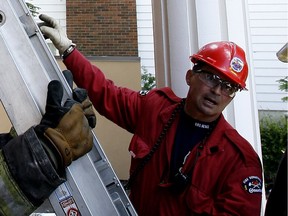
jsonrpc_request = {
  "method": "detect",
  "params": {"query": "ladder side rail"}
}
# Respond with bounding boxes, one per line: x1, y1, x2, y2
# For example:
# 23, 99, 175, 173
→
12, 2, 138, 215
0, 0, 126, 215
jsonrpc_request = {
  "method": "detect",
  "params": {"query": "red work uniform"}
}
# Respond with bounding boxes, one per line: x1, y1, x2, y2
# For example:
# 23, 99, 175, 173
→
64, 49, 263, 216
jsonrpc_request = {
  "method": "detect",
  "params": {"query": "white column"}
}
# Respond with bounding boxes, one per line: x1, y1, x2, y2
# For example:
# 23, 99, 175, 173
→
152, 0, 192, 94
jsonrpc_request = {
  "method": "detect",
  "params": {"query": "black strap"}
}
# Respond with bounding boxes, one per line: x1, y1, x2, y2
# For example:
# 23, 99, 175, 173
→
124, 99, 185, 190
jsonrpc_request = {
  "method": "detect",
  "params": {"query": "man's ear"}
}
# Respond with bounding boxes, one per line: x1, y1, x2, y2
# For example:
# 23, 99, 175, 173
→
186, 69, 193, 85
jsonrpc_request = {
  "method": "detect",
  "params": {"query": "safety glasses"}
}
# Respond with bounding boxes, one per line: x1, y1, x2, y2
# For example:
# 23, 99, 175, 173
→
194, 70, 240, 98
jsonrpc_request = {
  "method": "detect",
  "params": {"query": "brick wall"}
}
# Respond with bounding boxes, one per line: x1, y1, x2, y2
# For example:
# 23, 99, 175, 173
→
67, 0, 138, 57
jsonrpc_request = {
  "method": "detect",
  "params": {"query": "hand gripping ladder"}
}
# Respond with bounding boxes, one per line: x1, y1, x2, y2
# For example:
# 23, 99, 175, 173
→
0, 0, 137, 215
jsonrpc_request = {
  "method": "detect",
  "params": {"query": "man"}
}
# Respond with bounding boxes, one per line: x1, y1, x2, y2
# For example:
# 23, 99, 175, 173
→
39, 14, 263, 216
0, 78, 96, 215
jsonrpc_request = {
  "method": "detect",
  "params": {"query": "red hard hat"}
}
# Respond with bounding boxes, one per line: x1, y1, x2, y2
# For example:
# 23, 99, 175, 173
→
190, 41, 248, 89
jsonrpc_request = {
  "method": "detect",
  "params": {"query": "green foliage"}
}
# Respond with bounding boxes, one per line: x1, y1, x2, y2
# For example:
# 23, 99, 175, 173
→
141, 66, 156, 90
260, 115, 287, 194
26, 2, 40, 17
277, 76, 288, 102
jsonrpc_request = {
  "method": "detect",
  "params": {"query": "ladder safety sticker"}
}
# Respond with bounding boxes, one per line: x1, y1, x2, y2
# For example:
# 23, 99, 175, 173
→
67, 207, 80, 216
54, 183, 81, 215
60, 197, 80, 216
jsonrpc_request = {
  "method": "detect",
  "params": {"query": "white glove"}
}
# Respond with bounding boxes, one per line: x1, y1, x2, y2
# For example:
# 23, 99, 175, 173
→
39, 14, 74, 55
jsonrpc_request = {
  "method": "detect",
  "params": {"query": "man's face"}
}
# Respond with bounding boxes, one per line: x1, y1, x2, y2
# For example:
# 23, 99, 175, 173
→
185, 65, 235, 122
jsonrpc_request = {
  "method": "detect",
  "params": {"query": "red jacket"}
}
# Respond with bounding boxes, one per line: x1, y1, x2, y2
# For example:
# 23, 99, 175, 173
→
64, 50, 263, 216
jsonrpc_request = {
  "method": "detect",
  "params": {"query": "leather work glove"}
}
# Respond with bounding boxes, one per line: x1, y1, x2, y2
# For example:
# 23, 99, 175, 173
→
35, 80, 95, 168
38, 14, 74, 55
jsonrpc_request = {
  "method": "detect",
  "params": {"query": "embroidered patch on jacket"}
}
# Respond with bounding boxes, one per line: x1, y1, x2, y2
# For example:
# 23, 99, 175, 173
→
242, 176, 262, 194
139, 90, 149, 96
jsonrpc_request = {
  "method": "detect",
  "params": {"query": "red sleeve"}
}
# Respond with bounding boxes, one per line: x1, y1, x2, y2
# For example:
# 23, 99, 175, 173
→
63, 49, 140, 132
216, 166, 262, 215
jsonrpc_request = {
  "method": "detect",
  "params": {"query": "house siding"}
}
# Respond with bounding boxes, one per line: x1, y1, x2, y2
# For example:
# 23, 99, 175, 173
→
247, 0, 288, 111
27, 0, 66, 25
136, 0, 155, 74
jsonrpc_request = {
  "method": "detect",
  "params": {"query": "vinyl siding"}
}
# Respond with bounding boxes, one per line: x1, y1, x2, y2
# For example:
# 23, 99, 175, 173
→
26, 0, 66, 55
26, 0, 66, 23
136, 0, 155, 75
247, 0, 288, 111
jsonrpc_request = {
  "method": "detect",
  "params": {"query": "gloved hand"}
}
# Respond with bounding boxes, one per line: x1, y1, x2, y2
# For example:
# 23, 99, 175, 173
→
38, 14, 74, 55
35, 80, 95, 168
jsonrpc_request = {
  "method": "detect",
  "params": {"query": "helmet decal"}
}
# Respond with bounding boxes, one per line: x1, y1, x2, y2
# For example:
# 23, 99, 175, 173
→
230, 57, 244, 73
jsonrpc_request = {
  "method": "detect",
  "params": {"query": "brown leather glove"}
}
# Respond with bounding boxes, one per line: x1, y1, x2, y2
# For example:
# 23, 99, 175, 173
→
35, 80, 95, 168
44, 103, 93, 167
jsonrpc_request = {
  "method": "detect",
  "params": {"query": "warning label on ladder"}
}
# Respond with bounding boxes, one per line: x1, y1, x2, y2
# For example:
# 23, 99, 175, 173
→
55, 183, 81, 216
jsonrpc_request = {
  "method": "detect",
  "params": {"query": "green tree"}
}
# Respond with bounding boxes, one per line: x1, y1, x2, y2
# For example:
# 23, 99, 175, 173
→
141, 66, 156, 90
